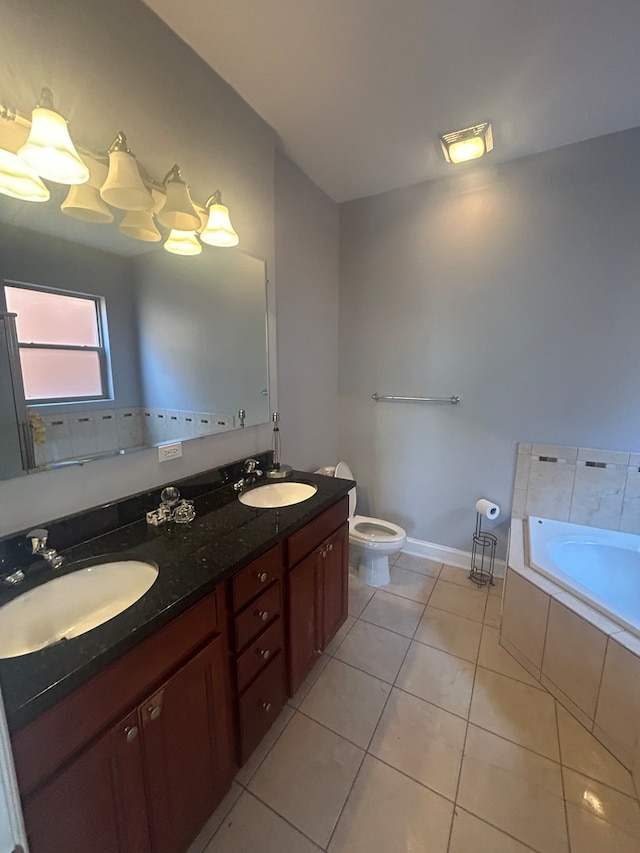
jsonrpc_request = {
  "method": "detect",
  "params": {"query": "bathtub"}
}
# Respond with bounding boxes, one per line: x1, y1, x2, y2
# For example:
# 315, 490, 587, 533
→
527, 516, 640, 639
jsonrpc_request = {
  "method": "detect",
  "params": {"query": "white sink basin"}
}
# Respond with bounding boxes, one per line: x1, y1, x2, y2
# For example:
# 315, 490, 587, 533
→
239, 482, 318, 508
0, 558, 159, 658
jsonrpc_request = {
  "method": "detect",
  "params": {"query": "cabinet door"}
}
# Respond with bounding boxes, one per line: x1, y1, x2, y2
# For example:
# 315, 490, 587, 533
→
287, 551, 320, 695
319, 523, 349, 650
141, 635, 234, 853
23, 710, 151, 853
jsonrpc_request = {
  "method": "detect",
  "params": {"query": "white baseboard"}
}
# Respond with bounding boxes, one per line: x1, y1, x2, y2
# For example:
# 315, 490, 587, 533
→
403, 536, 506, 579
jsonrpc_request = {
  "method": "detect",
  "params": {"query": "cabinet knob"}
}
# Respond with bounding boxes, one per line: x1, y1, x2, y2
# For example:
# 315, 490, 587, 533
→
320, 548, 327, 558
328, 543, 334, 552
258, 610, 269, 622
259, 648, 271, 660
147, 704, 162, 721
257, 571, 268, 583
262, 701, 272, 713
124, 725, 139, 743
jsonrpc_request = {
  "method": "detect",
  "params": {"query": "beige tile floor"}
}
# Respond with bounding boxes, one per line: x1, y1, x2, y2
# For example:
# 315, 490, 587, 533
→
190, 553, 640, 853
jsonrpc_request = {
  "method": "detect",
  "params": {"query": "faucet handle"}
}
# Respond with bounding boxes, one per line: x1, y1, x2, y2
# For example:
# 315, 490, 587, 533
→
26, 528, 48, 553
243, 458, 260, 473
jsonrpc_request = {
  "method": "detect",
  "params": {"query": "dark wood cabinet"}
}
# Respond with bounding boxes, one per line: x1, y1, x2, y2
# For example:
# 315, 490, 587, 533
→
229, 544, 286, 764
318, 523, 349, 649
17, 591, 234, 853
288, 551, 321, 694
286, 501, 349, 695
23, 709, 150, 853
142, 635, 234, 853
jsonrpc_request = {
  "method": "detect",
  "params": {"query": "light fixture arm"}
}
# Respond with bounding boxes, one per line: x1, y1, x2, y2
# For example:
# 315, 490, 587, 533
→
36, 87, 56, 112
108, 131, 132, 155
163, 163, 185, 186
205, 189, 223, 208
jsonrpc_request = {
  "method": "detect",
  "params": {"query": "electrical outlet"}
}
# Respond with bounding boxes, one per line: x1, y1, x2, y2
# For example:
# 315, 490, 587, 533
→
158, 441, 183, 462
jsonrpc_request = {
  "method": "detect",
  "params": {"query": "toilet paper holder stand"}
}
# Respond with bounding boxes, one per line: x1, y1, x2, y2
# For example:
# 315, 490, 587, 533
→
470, 511, 497, 589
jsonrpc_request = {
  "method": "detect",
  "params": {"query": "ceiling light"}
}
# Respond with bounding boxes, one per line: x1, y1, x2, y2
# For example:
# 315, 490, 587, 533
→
119, 209, 161, 242
157, 164, 200, 231
440, 122, 493, 164
164, 229, 202, 256
0, 149, 50, 202
100, 132, 153, 211
200, 190, 239, 247
61, 160, 113, 223
18, 88, 89, 184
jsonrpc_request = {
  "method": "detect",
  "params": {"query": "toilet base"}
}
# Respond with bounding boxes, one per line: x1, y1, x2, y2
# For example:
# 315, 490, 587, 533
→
358, 551, 391, 587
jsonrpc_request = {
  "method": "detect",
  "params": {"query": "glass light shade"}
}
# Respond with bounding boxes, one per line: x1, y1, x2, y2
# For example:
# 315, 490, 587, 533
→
157, 180, 200, 231
0, 149, 50, 202
164, 229, 202, 256
120, 209, 161, 242
100, 150, 153, 211
200, 202, 239, 247
448, 136, 486, 163
61, 184, 114, 223
18, 107, 89, 185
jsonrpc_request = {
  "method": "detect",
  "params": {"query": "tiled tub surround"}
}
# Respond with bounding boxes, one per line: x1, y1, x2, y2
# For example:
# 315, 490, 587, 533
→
502, 517, 640, 794
31, 406, 235, 465
512, 442, 640, 532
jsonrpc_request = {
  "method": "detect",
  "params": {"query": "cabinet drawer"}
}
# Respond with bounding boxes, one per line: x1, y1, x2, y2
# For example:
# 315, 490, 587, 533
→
286, 496, 348, 567
238, 652, 285, 764
234, 582, 281, 651
236, 617, 283, 694
232, 545, 282, 612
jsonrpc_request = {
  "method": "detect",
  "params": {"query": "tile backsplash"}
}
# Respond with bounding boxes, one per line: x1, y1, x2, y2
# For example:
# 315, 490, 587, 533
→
31, 406, 235, 466
512, 443, 640, 533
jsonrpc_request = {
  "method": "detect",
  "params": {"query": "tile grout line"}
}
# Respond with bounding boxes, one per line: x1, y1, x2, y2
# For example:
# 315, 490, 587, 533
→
444, 576, 484, 852
324, 574, 433, 851
557, 700, 574, 853
238, 787, 326, 851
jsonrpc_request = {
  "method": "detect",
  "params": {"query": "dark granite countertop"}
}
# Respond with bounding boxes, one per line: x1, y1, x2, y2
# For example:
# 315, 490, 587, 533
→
0, 470, 353, 732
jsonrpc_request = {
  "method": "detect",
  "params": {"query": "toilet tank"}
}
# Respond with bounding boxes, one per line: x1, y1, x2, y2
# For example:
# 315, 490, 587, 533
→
334, 462, 356, 518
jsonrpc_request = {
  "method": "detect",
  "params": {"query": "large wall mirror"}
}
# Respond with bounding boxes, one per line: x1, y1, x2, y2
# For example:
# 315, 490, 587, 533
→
0, 195, 270, 482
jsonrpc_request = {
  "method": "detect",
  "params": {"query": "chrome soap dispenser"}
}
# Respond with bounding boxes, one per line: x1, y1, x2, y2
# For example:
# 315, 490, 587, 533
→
265, 411, 292, 479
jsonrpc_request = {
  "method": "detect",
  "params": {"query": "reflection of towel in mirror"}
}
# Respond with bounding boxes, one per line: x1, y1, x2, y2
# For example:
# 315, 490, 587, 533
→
28, 411, 47, 445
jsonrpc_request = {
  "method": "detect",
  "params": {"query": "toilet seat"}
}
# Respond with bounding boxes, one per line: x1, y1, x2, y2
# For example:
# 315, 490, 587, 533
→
349, 515, 406, 547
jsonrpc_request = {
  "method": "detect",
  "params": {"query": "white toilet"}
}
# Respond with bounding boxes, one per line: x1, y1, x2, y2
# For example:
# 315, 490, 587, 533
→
334, 462, 407, 587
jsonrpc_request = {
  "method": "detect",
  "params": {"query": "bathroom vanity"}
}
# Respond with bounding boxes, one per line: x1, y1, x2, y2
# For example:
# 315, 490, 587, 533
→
0, 459, 352, 853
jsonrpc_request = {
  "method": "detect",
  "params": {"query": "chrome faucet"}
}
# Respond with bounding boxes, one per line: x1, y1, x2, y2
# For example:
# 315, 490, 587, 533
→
26, 528, 64, 569
233, 458, 263, 492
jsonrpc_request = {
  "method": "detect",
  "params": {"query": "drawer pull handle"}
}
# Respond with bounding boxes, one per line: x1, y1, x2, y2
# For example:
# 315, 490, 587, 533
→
262, 701, 272, 713
259, 648, 271, 660
124, 725, 139, 743
258, 610, 269, 622
147, 705, 162, 721
258, 572, 268, 583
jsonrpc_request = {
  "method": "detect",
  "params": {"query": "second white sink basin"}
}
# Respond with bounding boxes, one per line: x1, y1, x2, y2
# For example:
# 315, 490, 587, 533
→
239, 482, 318, 508
0, 558, 159, 658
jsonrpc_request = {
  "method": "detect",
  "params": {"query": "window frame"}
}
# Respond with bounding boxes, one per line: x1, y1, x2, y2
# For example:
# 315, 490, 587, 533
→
2, 279, 112, 405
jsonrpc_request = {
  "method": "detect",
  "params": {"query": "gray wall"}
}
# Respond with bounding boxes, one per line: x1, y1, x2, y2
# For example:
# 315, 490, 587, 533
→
274, 152, 340, 471
339, 128, 640, 558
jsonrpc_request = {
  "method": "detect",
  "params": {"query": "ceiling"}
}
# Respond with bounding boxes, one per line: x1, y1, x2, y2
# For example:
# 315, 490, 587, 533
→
145, 0, 640, 203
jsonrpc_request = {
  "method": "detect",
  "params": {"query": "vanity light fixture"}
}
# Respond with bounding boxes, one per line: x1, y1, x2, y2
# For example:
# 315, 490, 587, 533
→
100, 131, 153, 211
439, 121, 493, 164
61, 160, 114, 223
119, 209, 161, 242
157, 164, 200, 231
18, 88, 89, 184
200, 189, 239, 247
0, 149, 50, 202
163, 228, 202, 256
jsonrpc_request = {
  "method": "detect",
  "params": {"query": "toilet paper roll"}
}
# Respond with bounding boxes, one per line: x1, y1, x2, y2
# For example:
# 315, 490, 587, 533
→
475, 498, 500, 520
